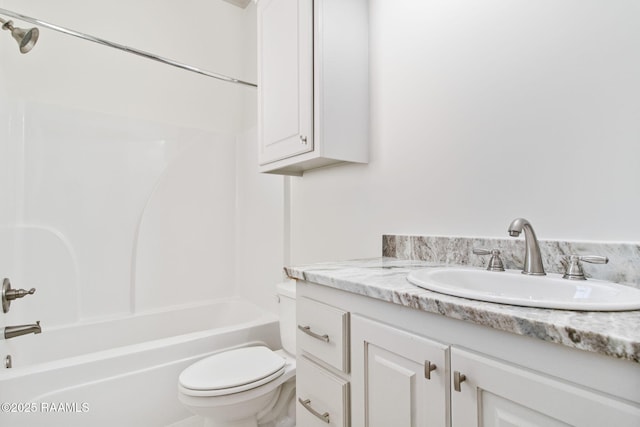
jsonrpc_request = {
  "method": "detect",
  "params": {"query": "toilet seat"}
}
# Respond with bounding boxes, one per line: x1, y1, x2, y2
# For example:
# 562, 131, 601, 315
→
179, 346, 286, 397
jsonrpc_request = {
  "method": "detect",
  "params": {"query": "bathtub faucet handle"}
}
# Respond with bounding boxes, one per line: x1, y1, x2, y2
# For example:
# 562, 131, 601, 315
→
2, 278, 37, 313
9, 287, 36, 298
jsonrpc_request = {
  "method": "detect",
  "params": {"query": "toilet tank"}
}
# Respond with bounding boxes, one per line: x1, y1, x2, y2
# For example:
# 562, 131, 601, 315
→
276, 281, 296, 355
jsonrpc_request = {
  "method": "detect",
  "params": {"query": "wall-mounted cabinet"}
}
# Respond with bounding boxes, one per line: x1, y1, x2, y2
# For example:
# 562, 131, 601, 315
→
257, 0, 368, 176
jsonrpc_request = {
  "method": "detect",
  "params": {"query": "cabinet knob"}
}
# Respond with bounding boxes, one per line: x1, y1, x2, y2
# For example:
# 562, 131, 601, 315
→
299, 135, 308, 144
424, 360, 437, 380
453, 371, 467, 392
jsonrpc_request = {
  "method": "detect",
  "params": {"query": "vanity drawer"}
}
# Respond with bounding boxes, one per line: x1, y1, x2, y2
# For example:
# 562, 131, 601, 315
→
297, 296, 350, 372
297, 356, 350, 427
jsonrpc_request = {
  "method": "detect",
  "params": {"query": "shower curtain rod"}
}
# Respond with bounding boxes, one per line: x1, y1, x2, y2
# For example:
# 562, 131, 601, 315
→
0, 8, 257, 88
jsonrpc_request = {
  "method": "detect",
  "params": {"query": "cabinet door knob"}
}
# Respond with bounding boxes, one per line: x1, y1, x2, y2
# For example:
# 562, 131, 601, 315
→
424, 360, 437, 380
299, 135, 308, 144
298, 398, 330, 423
453, 371, 467, 392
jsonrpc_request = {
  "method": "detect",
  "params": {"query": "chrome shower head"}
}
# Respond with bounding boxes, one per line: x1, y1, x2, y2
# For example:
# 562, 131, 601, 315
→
1, 18, 39, 53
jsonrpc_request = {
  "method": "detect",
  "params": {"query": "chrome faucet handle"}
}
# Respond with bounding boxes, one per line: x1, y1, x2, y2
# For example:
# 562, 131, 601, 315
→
562, 255, 609, 281
473, 248, 505, 272
2, 278, 37, 313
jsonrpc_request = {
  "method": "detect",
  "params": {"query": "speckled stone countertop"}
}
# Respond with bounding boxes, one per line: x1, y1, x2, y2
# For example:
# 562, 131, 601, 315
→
285, 258, 640, 364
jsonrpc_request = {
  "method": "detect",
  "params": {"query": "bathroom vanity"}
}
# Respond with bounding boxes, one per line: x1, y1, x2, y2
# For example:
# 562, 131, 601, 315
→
289, 258, 640, 427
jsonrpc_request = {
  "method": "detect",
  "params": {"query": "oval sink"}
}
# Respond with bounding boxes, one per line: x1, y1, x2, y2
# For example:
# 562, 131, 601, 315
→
407, 268, 640, 311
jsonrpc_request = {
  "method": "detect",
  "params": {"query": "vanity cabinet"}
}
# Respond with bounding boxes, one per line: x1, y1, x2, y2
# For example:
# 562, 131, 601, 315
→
257, 0, 368, 175
296, 296, 351, 426
296, 280, 640, 427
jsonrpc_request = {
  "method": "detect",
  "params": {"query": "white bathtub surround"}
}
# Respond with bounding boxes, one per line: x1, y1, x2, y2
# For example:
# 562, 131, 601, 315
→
0, 100, 238, 325
285, 258, 640, 363
0, 225, 78, 326
0, 299, 279, 427
383, 234, 640, 288
0, 0, 282, 326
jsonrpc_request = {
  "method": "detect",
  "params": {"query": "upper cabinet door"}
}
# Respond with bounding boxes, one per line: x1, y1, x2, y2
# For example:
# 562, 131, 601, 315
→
258, 0, 368, 176
258, 0, 314, 165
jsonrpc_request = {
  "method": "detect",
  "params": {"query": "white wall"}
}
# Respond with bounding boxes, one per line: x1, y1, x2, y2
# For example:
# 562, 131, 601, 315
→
290, 0, 640, 264
235, 128, 285, 314
0, 0, 253, 133
235, 4, 287, 314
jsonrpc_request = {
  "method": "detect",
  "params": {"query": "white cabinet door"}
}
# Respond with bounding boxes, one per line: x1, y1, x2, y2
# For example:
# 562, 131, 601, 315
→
257, 0, 313, 165
351, 315, 450, 427
451, 347, 640, 427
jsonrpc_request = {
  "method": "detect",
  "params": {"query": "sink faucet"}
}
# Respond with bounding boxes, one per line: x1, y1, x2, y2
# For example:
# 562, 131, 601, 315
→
508, 218, 545, 276
4, 321, 41, 339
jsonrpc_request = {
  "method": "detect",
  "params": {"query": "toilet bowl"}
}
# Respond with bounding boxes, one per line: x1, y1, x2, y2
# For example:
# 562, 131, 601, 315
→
178, 282, 297, 427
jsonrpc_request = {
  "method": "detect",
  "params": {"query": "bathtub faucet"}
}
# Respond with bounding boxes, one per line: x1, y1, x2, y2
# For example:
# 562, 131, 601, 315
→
4, 321, 41, 339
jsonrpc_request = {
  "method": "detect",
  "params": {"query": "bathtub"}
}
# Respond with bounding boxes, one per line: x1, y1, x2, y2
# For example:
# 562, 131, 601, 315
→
0, 298, 280, 427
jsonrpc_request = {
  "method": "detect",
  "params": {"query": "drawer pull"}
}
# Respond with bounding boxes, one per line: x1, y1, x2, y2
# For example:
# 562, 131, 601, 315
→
299, 398, 330, 423
454, 371, 467, 392
298, 325, 330, 343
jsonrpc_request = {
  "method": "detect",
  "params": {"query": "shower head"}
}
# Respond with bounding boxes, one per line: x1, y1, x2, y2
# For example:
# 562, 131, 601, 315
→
1, 18, 39, 53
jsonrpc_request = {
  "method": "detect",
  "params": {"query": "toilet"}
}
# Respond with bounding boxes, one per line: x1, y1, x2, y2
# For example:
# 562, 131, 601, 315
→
178, 282, 297, 427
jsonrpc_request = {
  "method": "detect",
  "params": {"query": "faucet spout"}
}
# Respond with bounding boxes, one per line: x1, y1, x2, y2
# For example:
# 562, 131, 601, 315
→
4, 321, 41, 339
508, 218, 545, 276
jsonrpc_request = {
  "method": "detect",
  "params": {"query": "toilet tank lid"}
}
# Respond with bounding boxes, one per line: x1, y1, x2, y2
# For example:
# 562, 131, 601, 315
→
179, 346, 285, 391
276, 280, 296, 299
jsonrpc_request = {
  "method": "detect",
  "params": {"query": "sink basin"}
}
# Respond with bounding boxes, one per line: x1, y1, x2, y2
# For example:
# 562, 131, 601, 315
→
407, 268, 640, 311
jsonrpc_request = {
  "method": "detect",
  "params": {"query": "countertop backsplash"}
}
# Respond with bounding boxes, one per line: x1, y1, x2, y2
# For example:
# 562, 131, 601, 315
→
383, 235, 640, 288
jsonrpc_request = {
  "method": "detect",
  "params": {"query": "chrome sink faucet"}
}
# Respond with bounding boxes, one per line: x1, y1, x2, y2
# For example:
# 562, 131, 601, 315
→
4, 321, 41, 339
508, 218, 546, 276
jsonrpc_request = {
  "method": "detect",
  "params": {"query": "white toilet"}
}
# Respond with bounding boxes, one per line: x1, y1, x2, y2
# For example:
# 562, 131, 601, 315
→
178, 282, 297, 427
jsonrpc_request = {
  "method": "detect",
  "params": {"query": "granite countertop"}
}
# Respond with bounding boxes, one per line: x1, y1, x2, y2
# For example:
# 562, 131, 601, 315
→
285, 257, 640, 364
